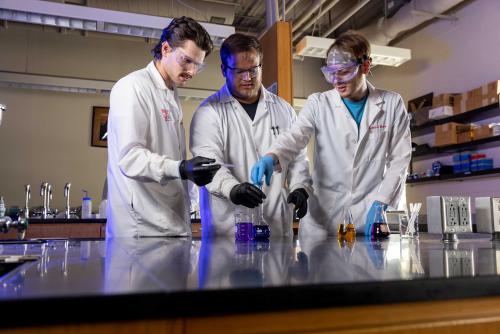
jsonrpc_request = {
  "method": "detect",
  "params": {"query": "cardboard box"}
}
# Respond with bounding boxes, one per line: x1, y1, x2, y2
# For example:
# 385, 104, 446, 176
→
472, 124, 493, 140
466, 87, 483, 111
432, 93, 459, 108
435, 122, 471, 147
488, 80, 500, 96
457, 130, 472, 143
465, 80, 500, 111
429, 106, 454, 120
453, 93, 467, 114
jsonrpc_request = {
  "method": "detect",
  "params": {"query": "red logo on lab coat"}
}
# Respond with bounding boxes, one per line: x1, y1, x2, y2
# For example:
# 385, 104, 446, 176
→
161, 109, 172, 121
369, 124, 387, 130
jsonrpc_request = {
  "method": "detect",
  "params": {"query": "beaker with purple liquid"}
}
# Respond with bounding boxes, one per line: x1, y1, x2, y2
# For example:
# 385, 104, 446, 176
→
235, 209, 253, 241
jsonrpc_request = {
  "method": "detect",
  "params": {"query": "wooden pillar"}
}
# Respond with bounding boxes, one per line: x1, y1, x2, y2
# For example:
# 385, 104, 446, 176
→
260, 21, 293, 105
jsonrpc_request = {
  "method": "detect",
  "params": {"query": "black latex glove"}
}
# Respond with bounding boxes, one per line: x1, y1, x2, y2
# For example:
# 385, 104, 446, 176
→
230, 182, 266, 208
179, 156, 221, 186
287, 188, 309, 219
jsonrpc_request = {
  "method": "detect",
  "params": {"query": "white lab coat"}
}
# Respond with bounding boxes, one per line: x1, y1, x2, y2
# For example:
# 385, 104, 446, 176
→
269, 82, 411, 235
190, 85, 312, 236
106, 61, 191, 237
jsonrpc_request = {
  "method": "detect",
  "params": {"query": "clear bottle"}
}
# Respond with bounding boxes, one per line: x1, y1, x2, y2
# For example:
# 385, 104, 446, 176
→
81, 190, 92, 219
370, 205, 390, 240
0, 196, 5, 217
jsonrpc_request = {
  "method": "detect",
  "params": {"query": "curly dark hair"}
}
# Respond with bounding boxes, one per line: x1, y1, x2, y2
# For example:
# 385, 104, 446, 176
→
151, 16, 213, 59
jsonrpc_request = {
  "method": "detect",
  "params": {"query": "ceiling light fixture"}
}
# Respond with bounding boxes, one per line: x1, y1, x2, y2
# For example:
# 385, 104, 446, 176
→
295, 36, 411, 67
0, 0, 234, 45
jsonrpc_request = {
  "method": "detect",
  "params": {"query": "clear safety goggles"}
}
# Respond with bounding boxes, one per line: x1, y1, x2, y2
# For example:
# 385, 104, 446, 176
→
320, 63, 360, 85
224, 64, 262, 79
174, 47, 206, 73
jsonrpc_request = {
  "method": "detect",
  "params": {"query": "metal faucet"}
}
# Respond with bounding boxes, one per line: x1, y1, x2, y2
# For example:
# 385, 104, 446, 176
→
40, 182, 49, 219
46, 184, 53, 217
24, 184, 31, 219
64, 183, 71, 219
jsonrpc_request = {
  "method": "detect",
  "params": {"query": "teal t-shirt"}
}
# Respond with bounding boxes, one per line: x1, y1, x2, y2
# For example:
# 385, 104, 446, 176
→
342, 93, 368, 129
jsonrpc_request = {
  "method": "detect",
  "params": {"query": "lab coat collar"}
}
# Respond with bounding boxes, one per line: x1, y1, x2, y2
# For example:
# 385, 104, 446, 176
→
147, 61, 170, 90
358, 81, 385, 141
218, 84, 276, 123
218, 84, 276, 105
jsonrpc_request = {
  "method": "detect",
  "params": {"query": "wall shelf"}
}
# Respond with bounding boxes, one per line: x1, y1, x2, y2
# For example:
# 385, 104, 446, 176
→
407, 167, 500, 184
409, 102, 500, 176
411, 102, 500, 137
412, 135, 500, 160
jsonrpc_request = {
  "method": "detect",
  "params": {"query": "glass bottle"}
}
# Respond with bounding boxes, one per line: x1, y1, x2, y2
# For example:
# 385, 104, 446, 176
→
344, 210, 356, 243
370, 205, 390, 240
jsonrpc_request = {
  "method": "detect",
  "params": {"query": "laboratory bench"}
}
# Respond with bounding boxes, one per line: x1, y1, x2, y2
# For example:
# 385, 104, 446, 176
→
0, 220, 296, 240
2, 234, 500, 333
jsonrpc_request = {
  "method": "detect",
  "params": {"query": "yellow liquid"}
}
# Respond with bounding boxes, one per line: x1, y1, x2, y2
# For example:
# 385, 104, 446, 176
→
338, 223, 346, 236
345, 223, 356, 242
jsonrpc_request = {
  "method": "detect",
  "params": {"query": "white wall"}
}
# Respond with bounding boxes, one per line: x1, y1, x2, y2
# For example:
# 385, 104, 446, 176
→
370, 0, 500, 214
0, 22, 328, 211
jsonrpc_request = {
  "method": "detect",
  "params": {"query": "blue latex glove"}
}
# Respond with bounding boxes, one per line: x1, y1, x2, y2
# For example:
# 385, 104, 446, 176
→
251, 156, 275, 187
364, 201, 388, 236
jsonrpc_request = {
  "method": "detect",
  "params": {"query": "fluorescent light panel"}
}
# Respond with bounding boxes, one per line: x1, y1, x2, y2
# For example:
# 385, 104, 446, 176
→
295, 36, 411, 67
0, 0, 234, 44
0, 71, 218, 100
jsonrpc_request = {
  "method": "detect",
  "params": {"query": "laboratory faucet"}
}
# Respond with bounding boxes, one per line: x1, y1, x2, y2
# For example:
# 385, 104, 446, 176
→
40, 182, 50, 219
64, 183, 71, 219
0, 103, 5, 127
24, 184, 31, 218
46, 184, 53, 217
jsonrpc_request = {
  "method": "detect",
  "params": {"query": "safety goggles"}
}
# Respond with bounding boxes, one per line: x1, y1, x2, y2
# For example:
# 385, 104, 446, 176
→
174, 48, 206, 73
224, 64, 262, 79
320, 63, 360, 85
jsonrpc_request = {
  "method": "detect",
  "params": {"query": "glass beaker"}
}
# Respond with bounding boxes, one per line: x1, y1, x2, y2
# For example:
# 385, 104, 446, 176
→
401, 210, 419, 239
370, 205, 390, 240
235, 208, 253, 241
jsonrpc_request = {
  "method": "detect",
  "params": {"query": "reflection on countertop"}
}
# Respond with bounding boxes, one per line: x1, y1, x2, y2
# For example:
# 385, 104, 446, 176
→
1, 234, 500, 325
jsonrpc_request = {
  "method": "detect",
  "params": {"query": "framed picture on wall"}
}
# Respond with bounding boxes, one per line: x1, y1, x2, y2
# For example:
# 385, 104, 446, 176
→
91, 106, 109, 147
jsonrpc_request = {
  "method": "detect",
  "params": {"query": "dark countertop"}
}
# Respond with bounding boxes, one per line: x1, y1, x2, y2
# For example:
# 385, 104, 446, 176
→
1, 233, 500, 326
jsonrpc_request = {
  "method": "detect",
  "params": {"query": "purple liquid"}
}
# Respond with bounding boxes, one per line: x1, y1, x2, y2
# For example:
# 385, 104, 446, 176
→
236, 222, 254, 241
370, 222, 390, 240
253, 225, 270, 240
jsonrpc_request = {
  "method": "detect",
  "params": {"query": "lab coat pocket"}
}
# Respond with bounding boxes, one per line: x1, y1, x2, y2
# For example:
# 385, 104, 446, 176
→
128, 189, 142, 222
367, 127, 388, 161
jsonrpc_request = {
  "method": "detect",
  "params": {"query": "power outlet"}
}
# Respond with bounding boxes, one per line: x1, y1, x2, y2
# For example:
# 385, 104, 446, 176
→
427, 196, 472, 234
458, 199, 470, 226
446, 201, 458, 227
